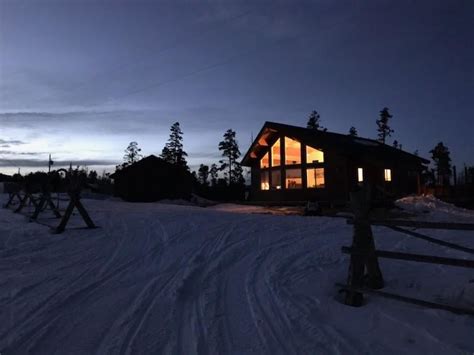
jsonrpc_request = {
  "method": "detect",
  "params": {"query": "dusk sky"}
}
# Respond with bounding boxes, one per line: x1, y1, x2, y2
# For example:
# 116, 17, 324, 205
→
0, 0, 473, 175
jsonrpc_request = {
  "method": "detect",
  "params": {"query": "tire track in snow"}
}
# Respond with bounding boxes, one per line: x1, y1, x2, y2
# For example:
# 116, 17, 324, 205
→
270, 246, 357, 353
203, 235, 256, 353
245, 223, 338, 354
2, 234, 164, 354
28, 217, 167, 354
96, 217, 209, 355
174, 223, 244, 355
246, 242, 296, 354
96, 217, 186, 354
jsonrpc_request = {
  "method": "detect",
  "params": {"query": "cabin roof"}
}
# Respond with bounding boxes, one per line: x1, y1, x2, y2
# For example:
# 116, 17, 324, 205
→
241, 121, 430, 166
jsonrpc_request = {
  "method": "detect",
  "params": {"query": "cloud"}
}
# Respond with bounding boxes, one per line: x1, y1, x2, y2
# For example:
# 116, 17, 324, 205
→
0, 158, 118, 168
0, 150, 43, 156
0, 105, 241, 136
0, 139, 26, 145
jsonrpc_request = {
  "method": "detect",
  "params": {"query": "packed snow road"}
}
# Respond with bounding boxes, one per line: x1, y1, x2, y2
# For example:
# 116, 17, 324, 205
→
0, 196, 473, 354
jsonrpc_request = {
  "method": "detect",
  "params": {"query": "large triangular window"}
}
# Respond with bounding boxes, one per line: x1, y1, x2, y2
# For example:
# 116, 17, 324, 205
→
260, 152, 269, 169
271, 139, 281, 167
306, 146, 324, 163
285, 137, 301, 165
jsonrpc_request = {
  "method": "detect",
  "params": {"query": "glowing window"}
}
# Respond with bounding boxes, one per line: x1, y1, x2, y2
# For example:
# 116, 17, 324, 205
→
271, 139, 281, 167
261, 171, 269, 190
384, 169, 392, 182
286, 168, 302, 189
307, 168, 325, 188
285, 137, 301, 165
306, 146, 324, 163
260, 152, 269, 169
357, 168, 364, 182
271, 170, 281, 189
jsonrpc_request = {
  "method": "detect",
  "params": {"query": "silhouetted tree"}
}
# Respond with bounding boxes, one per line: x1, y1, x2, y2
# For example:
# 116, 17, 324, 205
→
414, 149, 419, 156
392, 140, 399, 149
121, 141, 142, 168
161, 122, 188, 169
218, 129, 244, 185
430, 142, 452, 186
349, 126, 358, 136
198, 164, 210, 186
306, 110, 326, 131
376, 107, 394, 144
87, 170, 98, 184
210, 163, 218, 186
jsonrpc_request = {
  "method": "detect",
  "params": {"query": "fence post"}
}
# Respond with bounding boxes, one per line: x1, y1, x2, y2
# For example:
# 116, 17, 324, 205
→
344, 186, 384, 306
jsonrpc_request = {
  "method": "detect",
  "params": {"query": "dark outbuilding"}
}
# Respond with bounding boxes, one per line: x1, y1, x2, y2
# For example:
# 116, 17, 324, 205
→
110, 155, 193, 202
242, 121, 429, 204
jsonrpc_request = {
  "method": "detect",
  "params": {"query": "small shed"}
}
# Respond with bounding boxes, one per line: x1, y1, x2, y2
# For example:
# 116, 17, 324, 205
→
110, 155, 193, 202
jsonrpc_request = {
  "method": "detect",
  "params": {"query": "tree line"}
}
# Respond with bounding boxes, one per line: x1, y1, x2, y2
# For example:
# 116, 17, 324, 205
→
118, 109, 467, 193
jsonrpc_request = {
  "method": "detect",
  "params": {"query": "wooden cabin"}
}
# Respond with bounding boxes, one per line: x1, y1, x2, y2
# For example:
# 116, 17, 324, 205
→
241, 122, 429, 204
110, 155, 193, 202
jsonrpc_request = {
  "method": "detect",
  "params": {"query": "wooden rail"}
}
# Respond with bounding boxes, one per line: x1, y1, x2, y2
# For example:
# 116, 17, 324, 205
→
387, 226, 474, 255
347, 218, 474, 231
342, 246, 474, 268
336, 283, 474, 316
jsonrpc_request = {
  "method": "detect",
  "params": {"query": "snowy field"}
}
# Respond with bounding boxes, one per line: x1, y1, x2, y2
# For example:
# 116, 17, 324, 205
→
1, 194, 473, 354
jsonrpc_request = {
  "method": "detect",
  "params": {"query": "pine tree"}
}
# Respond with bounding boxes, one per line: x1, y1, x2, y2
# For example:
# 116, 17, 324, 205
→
218, 129, 244, 185
349, 126, 358, 136
198, 164, 210, 186
376, 107, 394, 144
210, 163, 218, 186
161, 122, 188, 169
392, 140, 399, 149
307, 110, 326, 130
121, 141, 142, 168
430, 142, 452, 186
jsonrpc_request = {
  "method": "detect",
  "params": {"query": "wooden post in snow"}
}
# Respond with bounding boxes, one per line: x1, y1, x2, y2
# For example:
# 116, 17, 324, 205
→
344, 186, 384, 306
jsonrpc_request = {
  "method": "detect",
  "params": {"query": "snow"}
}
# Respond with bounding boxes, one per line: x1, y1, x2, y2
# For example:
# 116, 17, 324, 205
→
395, 194, 474, 222
208, 203, 302, 215
1, 194, 473, 354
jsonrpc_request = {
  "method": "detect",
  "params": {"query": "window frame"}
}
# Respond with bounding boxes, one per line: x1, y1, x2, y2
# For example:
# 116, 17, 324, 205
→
285, 168, 303, 189
260, 170, 270, 190
306, 167, 325, 189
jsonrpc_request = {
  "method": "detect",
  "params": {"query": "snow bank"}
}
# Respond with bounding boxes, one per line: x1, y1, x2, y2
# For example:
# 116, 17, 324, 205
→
0, 194, 473, 354
395, 194, 474, 222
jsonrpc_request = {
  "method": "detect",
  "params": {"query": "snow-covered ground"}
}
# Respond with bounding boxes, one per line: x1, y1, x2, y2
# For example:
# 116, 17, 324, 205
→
1, 194, 473, 354
396, 194, 474, 223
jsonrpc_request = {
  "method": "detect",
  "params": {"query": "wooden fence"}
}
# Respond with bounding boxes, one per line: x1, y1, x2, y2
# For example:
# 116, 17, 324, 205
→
3, 170, 96, 234
338, 188, 474, 316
